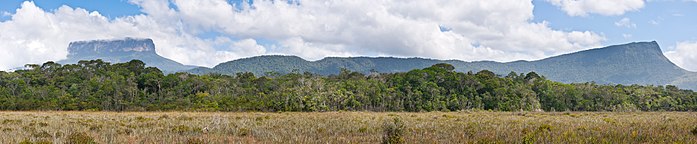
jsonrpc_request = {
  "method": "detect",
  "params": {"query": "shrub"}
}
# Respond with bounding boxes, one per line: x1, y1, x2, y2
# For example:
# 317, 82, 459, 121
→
89, 125, 102, 131
158, 114, 170, 120
118, 128, 133, 135
382, 117, 405, 144
186, 137, 206, 144
522, 132, 536, 144
177, 116, 193, 121
29, 122, 49, 127
2, 119, 22, 124
172, 125, 191, 134
66, 132, 96, 144
18, 139, 31, 144
135, 116, 153, 122
172, 125, 202, 134
538, 124, 553, 132
19, 139, 52, 144
237, 128, 250, 136
358, 127, 368, 133
32, 130, 52, 138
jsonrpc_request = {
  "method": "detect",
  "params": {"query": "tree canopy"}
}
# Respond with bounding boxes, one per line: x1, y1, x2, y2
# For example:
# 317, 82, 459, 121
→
0, 60, 695, 112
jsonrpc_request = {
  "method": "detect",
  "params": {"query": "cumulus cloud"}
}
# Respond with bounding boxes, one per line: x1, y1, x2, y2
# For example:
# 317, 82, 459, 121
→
615, 18, 637, 28
212, 38, 267, 61
0, 1, 259, 69
170, 0, 604, 61
665, 41, 697, 71
0, 0, 606, 70
546, 0, 645, 16
1, 11, 10, 17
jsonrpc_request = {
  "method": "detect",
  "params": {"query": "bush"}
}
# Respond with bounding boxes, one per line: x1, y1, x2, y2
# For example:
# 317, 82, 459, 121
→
186, 137, 206, 144
358, 126, 368, 133
691, 126, 697, 136
19, 139, 52, 144
237, 128, 250, 136
172, 125, 202, 134
66, 132, 96, 144
158, 114, 170, 120
382, 117, 405, 144
32, 130, 52, 138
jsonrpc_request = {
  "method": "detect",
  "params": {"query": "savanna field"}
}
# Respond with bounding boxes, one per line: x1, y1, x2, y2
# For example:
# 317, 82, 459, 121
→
0, 111, 695, 144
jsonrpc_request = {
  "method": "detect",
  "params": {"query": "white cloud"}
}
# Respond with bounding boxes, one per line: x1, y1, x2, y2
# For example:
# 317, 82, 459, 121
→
212, 38, 267, 61
546, 0, 645, 16
0, 1, 257, 69
0, 0, 606, 70
665, 41, 697, 71
278, 37, 355, 60
1, 11, 10, 17
622, 34, 633, 39
615, 18, 637, 28
170, 0, 604, 61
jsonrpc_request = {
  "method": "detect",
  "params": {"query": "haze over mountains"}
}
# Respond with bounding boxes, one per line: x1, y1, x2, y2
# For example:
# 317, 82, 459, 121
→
55, 38, 697, 90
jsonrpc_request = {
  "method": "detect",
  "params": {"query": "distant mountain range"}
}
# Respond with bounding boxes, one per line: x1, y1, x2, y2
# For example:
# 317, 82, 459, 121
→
188, 41, 697, 90
58, 38, 196, 72
55, 38, 697, 90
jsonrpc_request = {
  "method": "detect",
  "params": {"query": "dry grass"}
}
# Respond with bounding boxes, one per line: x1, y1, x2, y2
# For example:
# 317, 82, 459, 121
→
0, 111, 695, 143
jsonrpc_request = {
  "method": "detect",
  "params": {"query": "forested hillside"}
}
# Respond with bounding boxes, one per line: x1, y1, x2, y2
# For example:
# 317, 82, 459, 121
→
189, 42, 697, 90
1, 60, 695, 111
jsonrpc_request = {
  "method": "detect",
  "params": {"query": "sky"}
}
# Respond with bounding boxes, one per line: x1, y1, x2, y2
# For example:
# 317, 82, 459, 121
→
0, 0, 696, 71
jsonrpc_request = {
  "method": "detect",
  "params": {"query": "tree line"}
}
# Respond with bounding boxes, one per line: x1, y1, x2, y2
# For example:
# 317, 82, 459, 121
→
0, 60, 695, 112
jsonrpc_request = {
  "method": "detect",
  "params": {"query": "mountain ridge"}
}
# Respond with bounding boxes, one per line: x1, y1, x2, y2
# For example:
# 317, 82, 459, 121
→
188, 41, 697, 90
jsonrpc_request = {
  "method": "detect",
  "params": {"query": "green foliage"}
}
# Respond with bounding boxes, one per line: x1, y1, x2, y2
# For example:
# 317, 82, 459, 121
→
19, 139, 52, 144
186, 137, 206, 144
0, 60, 696, 112
190, 42, 697, 91
172, 125, 202, 134
66, 132, 96, 144
382, 117, 405, 144
31, 130, 52, 138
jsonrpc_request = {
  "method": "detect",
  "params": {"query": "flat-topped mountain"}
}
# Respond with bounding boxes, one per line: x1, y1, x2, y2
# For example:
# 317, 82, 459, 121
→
189, 41, 697, 90
58, 38, 196, 72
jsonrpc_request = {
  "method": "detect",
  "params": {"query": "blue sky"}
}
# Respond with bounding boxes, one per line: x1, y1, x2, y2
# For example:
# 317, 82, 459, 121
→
0, 0, 696, 71
0, 0, 142, 19
532, 0, 697, 48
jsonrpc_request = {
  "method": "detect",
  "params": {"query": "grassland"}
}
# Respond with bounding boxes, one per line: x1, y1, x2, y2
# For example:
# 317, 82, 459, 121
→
0, 111, 696, 143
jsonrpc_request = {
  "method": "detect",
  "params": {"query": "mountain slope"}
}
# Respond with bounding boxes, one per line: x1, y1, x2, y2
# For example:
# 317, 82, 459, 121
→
189, 41, 697, 90
454, 41, 687, 85
58, 38, 196, 72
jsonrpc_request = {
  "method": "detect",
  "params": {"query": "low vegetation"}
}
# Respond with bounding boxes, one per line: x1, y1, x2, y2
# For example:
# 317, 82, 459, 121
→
0, 60, 695, 112
0, 111, 695, 143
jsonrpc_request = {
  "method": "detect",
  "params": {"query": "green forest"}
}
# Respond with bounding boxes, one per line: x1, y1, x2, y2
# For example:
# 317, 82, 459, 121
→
0, 60, 695, 112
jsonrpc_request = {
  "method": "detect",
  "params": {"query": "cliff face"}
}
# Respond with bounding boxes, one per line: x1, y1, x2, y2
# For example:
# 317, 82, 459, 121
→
67, 38, 157, 59
59, 38, 195, 72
